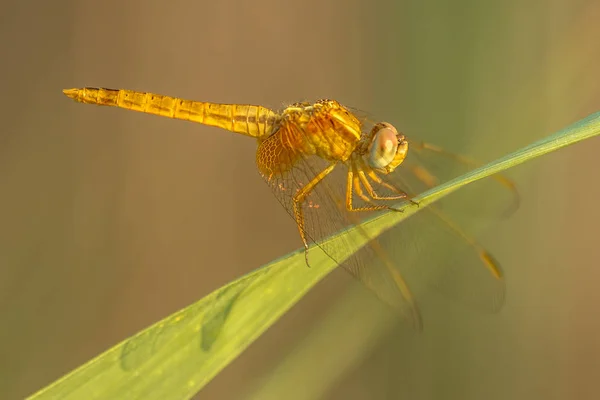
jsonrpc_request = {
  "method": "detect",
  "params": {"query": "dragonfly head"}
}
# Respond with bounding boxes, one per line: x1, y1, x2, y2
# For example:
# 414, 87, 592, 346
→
366, 122, 408, 174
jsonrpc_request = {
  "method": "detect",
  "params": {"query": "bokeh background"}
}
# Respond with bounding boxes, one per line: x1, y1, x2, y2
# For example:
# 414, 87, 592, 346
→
1, 0, 600, 399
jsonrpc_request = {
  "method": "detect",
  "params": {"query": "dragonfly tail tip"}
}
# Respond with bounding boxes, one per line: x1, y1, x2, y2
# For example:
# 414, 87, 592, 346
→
62, 88, 79, 100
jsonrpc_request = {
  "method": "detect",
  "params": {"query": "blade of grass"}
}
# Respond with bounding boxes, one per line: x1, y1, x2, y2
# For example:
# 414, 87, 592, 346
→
28, 112, 600, 400
245, 283, 398, 400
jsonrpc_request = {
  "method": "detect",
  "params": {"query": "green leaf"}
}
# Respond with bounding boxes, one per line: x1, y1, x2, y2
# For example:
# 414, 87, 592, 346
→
27, 112, 600, 400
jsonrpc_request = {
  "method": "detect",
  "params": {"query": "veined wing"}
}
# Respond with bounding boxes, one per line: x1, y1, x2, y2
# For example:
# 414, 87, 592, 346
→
258, 118, 518, 329
257, 135, 424, 329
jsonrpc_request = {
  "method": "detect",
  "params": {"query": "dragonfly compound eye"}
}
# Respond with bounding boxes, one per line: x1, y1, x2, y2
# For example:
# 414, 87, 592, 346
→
368, 123, 400, 169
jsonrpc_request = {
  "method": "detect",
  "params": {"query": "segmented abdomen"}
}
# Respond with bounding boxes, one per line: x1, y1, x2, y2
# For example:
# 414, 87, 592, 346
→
63, 87, 279, 139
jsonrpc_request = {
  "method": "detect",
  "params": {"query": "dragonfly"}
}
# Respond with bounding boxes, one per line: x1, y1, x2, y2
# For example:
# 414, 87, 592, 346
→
62, 87, 519, 330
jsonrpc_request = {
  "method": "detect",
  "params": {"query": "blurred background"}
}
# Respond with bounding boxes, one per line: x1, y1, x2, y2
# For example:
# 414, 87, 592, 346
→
1, 0, 599, 399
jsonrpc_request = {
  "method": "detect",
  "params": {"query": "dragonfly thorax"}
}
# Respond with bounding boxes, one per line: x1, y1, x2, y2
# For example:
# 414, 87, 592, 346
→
281, 99, 362, 160
254, 100, 363, 178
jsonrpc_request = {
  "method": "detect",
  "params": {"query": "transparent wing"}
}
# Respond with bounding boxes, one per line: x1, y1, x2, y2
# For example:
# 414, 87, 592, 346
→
357, 117, 518, 312
256, 131, 423, 329
256, 116, 518, 329
361, 138, 518, 313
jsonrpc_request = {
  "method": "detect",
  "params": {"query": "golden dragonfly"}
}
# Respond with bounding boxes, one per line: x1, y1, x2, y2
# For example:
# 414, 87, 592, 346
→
63, 87, 519, 329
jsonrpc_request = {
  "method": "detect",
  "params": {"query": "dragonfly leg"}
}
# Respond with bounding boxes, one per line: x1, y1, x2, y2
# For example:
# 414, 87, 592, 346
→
292, 163, 337, 262
353, 159, 409, 201
344, 163, 390, 212
358, 170, 406, 200
353, 158, 418, 208
363, 169, 420, 208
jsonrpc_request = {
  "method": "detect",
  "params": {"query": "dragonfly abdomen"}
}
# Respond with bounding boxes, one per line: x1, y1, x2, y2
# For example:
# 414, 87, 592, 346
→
63, 88, 279, 139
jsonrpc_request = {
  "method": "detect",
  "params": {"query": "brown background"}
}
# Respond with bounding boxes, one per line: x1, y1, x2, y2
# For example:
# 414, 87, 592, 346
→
1, 0, 600, 399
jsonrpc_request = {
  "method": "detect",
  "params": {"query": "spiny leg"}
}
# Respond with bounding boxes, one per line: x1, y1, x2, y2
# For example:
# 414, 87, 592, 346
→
354, 159, 408, 201
359, 170, 407, 201
355, 158, 418, 208
350, 176, 390, 212
344, 166, 388, 212
366, 169, 419, 208
292, 163, 337, 265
